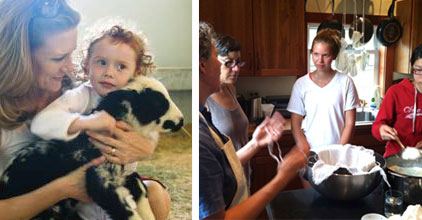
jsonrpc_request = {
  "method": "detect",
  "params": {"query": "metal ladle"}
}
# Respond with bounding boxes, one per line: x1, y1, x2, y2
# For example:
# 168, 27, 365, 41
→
395, 135, 422, 160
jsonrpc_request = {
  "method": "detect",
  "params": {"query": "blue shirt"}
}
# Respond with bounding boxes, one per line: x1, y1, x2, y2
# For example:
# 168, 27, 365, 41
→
199, 113, 237, 219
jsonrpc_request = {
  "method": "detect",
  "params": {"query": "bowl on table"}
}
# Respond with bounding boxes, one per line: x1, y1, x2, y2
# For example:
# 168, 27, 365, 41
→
306, 152, 386, 201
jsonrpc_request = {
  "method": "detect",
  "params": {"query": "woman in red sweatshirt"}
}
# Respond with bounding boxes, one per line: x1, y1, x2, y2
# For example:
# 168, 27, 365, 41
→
372, 45, 422, 157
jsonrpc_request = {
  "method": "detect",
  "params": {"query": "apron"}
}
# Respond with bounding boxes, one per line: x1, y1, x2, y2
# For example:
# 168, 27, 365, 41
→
200, 113, 248, 208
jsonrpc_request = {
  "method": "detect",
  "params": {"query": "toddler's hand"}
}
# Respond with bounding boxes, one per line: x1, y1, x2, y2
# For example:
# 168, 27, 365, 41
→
85, 111, 116, 134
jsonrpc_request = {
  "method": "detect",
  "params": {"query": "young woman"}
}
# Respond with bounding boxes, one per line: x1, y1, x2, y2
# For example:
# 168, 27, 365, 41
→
287, 29, 359, 152
372, 45, 422, 157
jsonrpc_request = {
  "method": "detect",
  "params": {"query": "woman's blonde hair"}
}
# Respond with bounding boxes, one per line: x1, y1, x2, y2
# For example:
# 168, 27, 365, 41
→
311, 28, 341, 58
0, 0, 80, 129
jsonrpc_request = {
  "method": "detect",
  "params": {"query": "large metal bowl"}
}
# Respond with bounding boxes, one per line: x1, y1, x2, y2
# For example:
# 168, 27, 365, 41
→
306, 152, 385, 201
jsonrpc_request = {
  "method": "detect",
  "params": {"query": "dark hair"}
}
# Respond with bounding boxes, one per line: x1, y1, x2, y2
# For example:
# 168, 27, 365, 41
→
411, 45, 422, 66
311, 28, 341, 58
199, 22, 215, 60
214, 34, 242, 56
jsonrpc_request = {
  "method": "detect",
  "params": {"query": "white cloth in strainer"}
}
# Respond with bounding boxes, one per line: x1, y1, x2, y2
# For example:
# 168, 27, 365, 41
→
311, 144, 385, 185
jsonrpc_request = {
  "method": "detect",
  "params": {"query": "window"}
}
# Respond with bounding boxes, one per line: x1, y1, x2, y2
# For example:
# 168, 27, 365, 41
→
307, 24, 380, 104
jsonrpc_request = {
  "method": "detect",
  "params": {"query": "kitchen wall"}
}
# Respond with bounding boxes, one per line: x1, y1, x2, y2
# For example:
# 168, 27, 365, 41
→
69, 0, 192, 123
235, 0, 391, 99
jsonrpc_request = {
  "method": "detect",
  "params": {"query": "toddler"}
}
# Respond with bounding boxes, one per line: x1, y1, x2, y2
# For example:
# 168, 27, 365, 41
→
31, 25, 154, 140
30, 24, 155, 220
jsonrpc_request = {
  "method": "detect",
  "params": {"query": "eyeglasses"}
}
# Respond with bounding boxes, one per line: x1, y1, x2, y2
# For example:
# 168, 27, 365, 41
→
412, 67, 422, 75
35, 0, 60, 18
218, 57, 246, 68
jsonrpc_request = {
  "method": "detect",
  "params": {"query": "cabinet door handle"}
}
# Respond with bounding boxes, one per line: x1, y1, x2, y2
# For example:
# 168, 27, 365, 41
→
256, 52, 260, 72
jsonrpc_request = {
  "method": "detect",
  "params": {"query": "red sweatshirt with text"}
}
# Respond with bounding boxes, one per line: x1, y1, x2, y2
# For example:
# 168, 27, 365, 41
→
372, 78, 422, 157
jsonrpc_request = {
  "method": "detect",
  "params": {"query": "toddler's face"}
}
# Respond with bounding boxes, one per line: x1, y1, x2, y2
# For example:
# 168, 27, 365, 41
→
86, 36, 137, 96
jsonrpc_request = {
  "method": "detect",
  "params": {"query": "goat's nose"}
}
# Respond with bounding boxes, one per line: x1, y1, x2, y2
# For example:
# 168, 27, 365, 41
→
163, 118, 184, 132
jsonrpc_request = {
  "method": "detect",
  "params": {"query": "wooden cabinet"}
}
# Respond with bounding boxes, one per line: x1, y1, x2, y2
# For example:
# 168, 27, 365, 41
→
394, 0, 422, 74
199, 0, 307, 77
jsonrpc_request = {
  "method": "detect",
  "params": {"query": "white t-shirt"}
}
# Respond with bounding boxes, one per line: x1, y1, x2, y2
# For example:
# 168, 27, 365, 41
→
287, 72, 360, 149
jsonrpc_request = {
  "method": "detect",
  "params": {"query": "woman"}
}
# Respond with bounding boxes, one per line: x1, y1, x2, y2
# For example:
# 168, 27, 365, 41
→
372, 45, 422, 157
199, 21, 308, 220
288, 29, 359, 152
205, 34, 251, 190
0, 0, 168, 219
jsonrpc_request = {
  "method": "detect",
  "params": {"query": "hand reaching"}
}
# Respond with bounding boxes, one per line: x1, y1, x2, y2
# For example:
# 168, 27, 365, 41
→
379, 125, 398, 141
84, 110, 116, 134
87, 121, 157, 164
252, 112, 286, 148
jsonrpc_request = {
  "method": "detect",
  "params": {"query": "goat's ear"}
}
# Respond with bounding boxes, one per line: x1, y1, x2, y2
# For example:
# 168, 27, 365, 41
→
95, 90, 137, 119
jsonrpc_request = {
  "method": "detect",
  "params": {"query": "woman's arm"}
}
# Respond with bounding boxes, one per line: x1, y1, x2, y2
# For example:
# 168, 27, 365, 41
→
290, 113, 310, 152
340, 109, 356, 145
205, 146, 307, 219
0, 157, 104, 220
372, 88, 397, 141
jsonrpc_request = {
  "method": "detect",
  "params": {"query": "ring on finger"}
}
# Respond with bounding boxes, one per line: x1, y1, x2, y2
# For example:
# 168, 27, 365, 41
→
110, 147, 116, 155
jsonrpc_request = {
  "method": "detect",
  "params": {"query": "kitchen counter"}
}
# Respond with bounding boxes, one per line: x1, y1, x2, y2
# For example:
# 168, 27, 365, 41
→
266, 182, 385, 219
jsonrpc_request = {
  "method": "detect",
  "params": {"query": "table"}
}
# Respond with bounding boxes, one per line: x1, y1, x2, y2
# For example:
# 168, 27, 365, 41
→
266, 183, 385, 219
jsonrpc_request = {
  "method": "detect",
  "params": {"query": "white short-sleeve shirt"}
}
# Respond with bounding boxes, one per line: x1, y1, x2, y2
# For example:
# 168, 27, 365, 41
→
287, 72, 360, 149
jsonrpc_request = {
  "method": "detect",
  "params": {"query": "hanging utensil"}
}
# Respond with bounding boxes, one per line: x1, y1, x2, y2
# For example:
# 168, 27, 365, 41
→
348, 0, 373, 46
336, 1, 349, 72
317, 0, 342, 33
376, 0, 402, 46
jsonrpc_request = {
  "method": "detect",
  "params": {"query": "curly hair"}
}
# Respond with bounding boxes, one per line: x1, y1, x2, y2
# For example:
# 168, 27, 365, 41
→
81, 25, 154, 77
199, 22, 215, 60
214, 34, 242, 56
0, 0, 80, 129
311, 28, 341, 58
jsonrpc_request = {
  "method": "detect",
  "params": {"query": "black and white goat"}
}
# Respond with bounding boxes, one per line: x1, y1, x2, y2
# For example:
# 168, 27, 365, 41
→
0, 75, 184, 220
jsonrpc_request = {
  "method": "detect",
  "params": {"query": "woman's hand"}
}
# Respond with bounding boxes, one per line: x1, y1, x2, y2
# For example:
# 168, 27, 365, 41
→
415, 140, 422, 149
277, 145, 308, 175
58, 156, 105, 202
379, 125, 398, 141
251, 112, 285, 148
87, 121, 157, 164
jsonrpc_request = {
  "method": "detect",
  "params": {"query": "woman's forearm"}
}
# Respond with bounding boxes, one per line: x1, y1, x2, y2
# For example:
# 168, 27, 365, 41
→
223, 153, 301, 219
236, 139, 259, 165
290, 114, 309, 151
340, 109, 356, 145
0, 179, 68, 220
